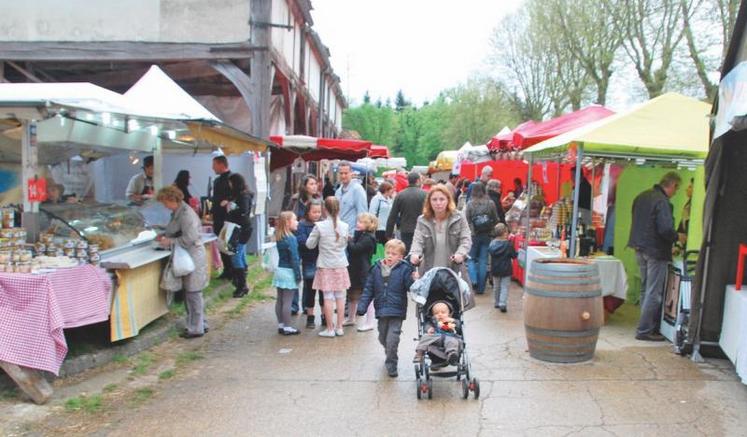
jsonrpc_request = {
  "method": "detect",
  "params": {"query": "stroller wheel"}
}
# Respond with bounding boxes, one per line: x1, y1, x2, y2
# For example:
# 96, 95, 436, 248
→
416, 377, 422, 400
471, 378, 480, 400
461, 379, 469, 399
427, 379, 433, 399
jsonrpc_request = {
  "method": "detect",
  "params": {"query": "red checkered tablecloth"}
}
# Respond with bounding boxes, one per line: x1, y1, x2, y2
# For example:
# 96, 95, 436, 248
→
0, 265, 112, 375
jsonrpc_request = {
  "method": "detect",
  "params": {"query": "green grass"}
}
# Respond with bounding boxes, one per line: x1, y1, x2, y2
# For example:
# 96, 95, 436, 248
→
0, 387, 18, 401
158, 369, 176, 380
64, 394, 103, 413
131, 387, 153, 404
103, 383, 118, 393
606, 302, 640, 327
112, 353, 128, 364
175, 351, 204, 367
131, 352, 155, 375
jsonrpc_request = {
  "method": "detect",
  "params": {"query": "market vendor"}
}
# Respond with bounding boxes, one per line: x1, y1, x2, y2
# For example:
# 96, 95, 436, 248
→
43, 183, 77, 204
628, 172, 681, 342
125, 155, 154, 205
571, 166, 592, 226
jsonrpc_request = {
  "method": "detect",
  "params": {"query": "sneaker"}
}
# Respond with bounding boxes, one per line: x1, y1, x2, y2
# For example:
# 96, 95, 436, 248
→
342, 319, 355, 327
499, 305, 507, 313
305, 316, 315, 329
282, 327, 300, 335
335, 328, 345, 336
388, 368, 398, 378
447, 352, 459, 366
635, 333, 666, 342
318, 329, 336, 338
357, 325, 374, 332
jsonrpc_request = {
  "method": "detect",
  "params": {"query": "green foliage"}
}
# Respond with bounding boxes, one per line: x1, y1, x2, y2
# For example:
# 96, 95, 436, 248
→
344, 78, 519, 166
131, 387, 154, 404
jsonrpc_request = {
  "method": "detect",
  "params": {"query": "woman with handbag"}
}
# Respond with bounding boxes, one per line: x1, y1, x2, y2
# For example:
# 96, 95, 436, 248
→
224, 173, 254, 298
157, 186, 209, 339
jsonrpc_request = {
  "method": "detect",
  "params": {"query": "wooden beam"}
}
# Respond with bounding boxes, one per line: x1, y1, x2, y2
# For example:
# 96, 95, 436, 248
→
6, 61, 42, 82
0, 41, 266, 62
56, 60, 222, 88
0, 361, 53, 405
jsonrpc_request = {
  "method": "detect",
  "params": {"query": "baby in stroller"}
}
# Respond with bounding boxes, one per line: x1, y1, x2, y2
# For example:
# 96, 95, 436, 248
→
413, 301, 463, 367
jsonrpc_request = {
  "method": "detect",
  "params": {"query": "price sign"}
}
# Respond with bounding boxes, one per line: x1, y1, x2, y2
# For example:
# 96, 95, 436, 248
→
27, 177, 47, 202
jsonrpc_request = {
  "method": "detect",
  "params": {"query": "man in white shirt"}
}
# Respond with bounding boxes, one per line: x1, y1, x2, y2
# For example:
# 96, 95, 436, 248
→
125, 156, 154, 204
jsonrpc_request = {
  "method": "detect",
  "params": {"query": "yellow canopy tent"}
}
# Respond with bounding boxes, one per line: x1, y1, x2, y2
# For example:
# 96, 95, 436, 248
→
524, 93, 711, 160
522, 93, 711, 297
435, 150, 459, 172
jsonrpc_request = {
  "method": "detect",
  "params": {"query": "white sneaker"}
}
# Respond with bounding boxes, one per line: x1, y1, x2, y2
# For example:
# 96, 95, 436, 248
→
357, 325, 374, 332
335, 328, 345, 336
318, 329, 336, 338
342, 319, 355, 327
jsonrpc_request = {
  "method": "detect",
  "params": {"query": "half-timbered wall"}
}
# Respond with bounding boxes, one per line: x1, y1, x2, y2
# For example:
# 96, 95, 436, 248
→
0, 0, 251, 43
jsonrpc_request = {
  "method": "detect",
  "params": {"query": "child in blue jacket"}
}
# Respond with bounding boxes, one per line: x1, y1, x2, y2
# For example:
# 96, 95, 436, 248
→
273, 211, 302, 335
357, 239, 414, 378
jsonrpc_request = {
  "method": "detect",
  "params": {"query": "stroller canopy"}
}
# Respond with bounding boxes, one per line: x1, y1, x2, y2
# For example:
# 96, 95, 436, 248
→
410, 267, 475, 316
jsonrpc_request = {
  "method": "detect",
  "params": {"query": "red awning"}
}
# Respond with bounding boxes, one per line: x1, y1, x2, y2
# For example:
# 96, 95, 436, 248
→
269, 135, 372, 170
487, 106, 614, 151
369, 145, 390, 158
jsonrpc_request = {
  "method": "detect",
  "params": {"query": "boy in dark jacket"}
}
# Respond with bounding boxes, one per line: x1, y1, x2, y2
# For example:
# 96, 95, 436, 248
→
488, 223, 517, 312
357, 239, 414, 378
295, 199, 323, 328
345, 213, 378, 329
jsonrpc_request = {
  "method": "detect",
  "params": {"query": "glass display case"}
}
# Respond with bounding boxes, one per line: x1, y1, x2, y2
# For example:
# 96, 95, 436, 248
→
40, 202, 150, 251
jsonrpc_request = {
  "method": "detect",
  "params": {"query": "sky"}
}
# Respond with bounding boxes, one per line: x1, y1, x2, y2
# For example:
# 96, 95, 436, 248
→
310, 0, 525, 107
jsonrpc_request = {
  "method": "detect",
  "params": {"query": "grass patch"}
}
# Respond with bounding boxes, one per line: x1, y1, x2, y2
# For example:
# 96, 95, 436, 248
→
131, 387, 154, 404
102, 383, 118, 393
112, 353, 128, 364
131, 352, 155, 375
158, 369, 176, 380
0, 387, 18, 401
64, 394, 103, 413
175, 351, 204, 367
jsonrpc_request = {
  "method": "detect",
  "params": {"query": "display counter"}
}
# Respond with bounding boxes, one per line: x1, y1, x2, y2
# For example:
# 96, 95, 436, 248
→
38, 202, 218, 342
720, 285, 747, 385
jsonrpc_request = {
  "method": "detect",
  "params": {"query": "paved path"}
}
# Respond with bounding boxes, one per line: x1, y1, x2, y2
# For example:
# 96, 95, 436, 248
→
40, 284, 747, 436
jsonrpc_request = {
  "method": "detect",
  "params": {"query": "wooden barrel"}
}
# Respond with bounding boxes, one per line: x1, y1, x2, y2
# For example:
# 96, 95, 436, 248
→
524, 258, 603, 363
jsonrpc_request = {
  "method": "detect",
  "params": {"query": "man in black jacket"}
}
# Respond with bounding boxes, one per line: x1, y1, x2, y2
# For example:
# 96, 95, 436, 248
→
628, 172, 681, 341
211, 155, 233, 280
385, 172, 426, 253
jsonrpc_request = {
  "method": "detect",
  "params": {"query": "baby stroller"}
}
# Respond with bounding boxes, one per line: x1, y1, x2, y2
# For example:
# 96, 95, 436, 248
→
410, 266, 480, 400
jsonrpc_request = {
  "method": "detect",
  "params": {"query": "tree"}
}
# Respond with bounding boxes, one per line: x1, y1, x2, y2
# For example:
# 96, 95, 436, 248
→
488, 9, 566, 120
680, 0, 740, 100
603, 0, 689, 98
342, 102, 398, 147
394, 90, 411, 112
540, 0, 622, 105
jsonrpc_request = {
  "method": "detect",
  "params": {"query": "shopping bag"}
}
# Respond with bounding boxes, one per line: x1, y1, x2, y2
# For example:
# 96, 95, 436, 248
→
160, 261, 183, 292
372, 243, 385, 263
262, 242, 279, 273
218, 221, 241, 255
172, 244, 195, 277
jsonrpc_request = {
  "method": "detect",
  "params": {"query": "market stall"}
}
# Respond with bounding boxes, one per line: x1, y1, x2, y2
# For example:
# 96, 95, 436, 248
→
0, 66, 272, 400
521, 93, 711, 319
690, 2, 747, 378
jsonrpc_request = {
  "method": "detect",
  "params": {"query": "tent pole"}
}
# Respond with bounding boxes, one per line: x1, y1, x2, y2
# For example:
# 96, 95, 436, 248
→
153, 137, 163, 191
523, 156, 533, 285
570, 144, 584, 258
21, 120, 40, 242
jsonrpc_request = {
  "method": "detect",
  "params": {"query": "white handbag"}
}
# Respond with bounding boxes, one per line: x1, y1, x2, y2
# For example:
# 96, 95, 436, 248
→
172, 244, 196, 277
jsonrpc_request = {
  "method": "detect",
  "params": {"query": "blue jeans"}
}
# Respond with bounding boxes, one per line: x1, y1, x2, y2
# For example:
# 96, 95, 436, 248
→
468, 234, 491, 293
231, 243, 248, 269
635, 251, 668, 336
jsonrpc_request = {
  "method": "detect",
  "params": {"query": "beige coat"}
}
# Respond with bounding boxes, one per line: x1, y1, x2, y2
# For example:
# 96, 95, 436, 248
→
165, 202, 208, 292
410, 211, 472, 277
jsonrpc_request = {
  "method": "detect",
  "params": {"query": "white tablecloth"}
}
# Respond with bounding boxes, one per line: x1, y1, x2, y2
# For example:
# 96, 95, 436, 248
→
525, 248, 627, 300
720, 285, 747, 385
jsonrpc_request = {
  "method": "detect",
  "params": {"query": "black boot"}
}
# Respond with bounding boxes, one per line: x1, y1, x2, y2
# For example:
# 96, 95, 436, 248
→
233, 268, 249, 298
